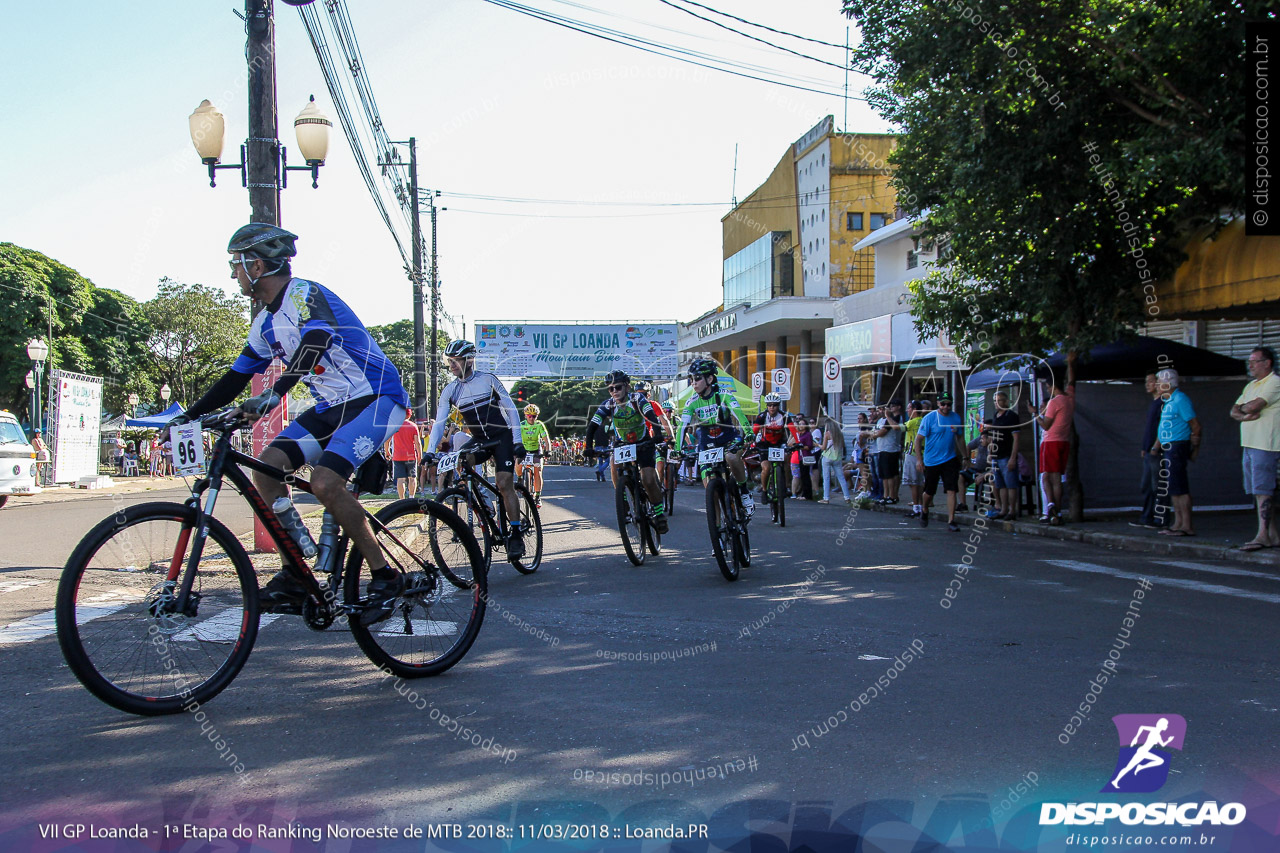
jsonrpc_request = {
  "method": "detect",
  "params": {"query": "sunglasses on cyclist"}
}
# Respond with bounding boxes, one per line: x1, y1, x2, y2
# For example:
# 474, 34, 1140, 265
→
228, 257, 256, 273
608, 384, 627, 392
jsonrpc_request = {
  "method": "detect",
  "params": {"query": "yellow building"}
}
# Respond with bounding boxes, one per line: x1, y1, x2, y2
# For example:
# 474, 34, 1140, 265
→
682, 117, 899, 414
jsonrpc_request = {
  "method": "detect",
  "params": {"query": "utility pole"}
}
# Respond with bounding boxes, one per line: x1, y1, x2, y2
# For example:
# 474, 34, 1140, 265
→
246, 0, 285, 552
407, 138, 427, 419
429, 197, 440, 413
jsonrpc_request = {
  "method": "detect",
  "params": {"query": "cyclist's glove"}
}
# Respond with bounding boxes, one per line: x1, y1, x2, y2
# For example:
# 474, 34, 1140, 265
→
159, 413, 191, 443
242, 390, 282, 418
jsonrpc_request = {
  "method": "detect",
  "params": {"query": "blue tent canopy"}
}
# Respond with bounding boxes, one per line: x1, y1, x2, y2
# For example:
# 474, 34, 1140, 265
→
964, 338, 1246, 391
124, 402, 186, 429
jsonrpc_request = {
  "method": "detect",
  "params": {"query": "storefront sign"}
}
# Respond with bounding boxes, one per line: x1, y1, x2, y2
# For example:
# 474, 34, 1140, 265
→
697, 312, 738, 340
825, 315, 892, 367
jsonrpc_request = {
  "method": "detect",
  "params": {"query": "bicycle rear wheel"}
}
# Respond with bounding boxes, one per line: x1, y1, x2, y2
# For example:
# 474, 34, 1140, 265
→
511, 484, 543, 573
663, 460, 676, 517
705, 477, 738, 581
56, 502, 260, 716
616, 478, 646, 566
347, 499, 487, 679
431, 488, 492, 582
774, 468, 786, 527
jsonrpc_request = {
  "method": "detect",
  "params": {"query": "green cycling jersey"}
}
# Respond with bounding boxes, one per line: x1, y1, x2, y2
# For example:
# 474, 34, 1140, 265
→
520, 419, 550, 453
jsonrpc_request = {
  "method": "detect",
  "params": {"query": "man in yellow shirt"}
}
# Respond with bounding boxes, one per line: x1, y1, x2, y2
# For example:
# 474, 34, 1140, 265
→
1231, 346, 1280, 551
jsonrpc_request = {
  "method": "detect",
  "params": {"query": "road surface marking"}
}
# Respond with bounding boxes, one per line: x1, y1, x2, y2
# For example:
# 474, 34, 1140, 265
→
1042, 560, 1280, 605
0, 592, 136, 645
173, 611, 280, 643
1152, 560, 1280, 583
0, 579, 45, 595
377, 620, 457, 637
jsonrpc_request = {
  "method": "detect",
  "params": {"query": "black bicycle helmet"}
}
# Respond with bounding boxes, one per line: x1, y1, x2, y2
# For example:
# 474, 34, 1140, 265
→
227, 223, 298, 259
687, 358, 718, 380
444, 339, 477, 359
604, 370, 630, 386
632, 380, 650, 393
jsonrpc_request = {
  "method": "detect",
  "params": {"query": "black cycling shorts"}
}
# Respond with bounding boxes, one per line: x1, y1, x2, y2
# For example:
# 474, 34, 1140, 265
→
469, 432, 517, 475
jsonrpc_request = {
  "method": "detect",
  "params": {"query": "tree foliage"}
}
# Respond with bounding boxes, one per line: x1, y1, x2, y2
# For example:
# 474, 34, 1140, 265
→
0, 243, 149, 421
366, 319, 450, 406
511, 378, 608, 437
143, 277, 249, 409
841, 0, 1259, 377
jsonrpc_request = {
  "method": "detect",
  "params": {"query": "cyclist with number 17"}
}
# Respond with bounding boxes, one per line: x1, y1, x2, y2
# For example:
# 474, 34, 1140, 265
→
676, 359, 754, 519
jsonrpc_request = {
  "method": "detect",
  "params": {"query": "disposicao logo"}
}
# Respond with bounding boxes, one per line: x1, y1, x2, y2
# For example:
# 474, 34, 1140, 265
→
1040, 714, 1246, 828
1103, 714, 1183, 793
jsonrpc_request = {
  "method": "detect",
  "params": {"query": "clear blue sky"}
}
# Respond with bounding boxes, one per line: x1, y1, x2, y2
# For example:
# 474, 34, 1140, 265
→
0, 0, 890, 332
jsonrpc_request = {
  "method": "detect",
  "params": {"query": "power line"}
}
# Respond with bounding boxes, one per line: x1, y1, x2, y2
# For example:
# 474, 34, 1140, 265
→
672, 0, 850, 50
479, 0, 868, 99
654, 0, 848, 71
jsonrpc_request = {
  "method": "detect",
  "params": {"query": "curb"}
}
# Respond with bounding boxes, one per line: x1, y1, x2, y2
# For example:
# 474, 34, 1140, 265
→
855, 501, 1280, 568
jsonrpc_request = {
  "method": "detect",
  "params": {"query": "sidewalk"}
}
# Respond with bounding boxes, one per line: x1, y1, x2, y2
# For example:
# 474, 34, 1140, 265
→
7, 475, 191, 507
850, 499, 1280, 568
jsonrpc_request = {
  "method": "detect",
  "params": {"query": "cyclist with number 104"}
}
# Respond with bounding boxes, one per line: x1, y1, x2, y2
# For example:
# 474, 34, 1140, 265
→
584, 371, 674, 535
159, 224, 413, 625
423, 340, 530, 560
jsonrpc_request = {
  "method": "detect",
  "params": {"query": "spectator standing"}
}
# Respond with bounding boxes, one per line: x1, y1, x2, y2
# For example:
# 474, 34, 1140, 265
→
912, 392, 969, 531
385, 410, 422, 499
1231, 346, 1280, 550
31, 429, 50, 486
873, 401, 904, 505
985, 391, 1021, 520
901, 402, 926, 517
1155, 368, 1201, 537
850, 413, 871, 497
148, 436, 162, 477
1030, 379, 1074, 525
818, 416, 850, 504
790, 416, 818, 500
1131, 373, 1171, 529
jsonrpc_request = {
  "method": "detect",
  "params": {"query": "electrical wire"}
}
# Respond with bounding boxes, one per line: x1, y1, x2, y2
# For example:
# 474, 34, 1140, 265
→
654, 0, 848, 71
672, 0, 849, 50
479, 0, 867, 99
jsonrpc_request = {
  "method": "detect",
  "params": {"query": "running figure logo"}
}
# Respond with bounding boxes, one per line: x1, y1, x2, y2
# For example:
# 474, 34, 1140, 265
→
1103, 714, 1187, 793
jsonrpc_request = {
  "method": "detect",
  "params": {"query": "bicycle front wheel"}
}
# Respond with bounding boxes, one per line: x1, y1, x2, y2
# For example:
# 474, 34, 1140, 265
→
774, 469, 786, 527
616, 478, 646, 566
56, 502, 260, 716
705, 477, 738, 581
347, 499, 487, 679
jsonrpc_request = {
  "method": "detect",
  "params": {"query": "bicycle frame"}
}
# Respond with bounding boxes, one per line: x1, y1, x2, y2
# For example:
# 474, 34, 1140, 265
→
451, 451, 511, 543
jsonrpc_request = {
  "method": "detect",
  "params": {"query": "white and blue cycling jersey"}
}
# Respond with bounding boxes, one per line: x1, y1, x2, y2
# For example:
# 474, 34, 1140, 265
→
231, 278, 408, 411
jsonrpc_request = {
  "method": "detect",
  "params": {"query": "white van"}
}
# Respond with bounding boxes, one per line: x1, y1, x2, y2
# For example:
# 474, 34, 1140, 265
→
0, 412, 38, 509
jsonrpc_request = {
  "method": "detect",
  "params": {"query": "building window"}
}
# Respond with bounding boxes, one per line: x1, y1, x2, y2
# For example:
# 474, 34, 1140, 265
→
870, 213, 889, 231
906, 250, 919, 270
847, 212, 863, 231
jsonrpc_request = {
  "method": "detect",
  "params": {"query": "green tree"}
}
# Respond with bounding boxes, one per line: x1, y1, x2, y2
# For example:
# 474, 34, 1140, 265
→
143, 278, 249, 408
366, 319, 450, 409
0, 244, 153, 423
841, 0, 1255, 376
512, 378, 608, 437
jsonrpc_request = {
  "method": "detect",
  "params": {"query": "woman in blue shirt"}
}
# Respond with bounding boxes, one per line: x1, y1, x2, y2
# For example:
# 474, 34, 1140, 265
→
1155, 368, 1201, 537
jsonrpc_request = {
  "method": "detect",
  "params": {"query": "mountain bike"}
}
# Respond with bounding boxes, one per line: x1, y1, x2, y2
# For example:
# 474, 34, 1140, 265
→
753, 444, 789, 527
55, 409, 487, 717
430, 439, 543, 576
610, 439, 662, 566
690, 445, 751, 581
662, 445, 681, 517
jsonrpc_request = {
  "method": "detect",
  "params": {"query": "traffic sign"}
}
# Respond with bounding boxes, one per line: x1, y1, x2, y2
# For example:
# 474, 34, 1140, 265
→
772, 367, 792, 401
822, 355, 842, 393
751, 372, 764, 402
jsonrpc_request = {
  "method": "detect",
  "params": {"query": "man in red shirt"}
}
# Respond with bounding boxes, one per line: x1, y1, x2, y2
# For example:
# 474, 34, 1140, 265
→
385, 410, 422, 499
1031, 379, 1075, 524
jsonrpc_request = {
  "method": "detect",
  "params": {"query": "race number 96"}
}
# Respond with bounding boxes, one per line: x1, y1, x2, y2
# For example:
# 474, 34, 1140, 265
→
171, 421, 206, 476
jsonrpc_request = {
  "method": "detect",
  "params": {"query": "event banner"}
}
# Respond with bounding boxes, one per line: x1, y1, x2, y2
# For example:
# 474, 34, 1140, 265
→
50, 369, 103, 483
474, 323, 678, 379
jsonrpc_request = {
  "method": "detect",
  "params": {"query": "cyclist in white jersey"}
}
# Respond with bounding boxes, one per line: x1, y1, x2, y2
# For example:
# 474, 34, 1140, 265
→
164, 224, 409, 622
423, 340, 527, 558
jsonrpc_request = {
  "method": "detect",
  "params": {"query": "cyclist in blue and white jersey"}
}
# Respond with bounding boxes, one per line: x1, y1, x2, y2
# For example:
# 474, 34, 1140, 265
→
675, 358, 753, 518
423, 340, 527, 558
165, 224, 410, 622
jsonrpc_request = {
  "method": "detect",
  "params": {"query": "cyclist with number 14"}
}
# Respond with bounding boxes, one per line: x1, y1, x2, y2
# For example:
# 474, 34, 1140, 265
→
584, 371, 673, 534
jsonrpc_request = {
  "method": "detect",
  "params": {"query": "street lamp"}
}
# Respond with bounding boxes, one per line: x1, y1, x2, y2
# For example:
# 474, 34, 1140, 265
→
160, 384, 172, 408
127, 393, 140, 419
187, 96, 332, 189
26, 338, 48, 435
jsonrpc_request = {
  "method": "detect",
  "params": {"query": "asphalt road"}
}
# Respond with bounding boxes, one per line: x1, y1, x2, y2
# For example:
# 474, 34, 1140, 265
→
0, 466, 1277, 850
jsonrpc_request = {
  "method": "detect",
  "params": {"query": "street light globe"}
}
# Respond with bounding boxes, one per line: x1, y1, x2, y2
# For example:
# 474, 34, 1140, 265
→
26, 338, 49, 362
160, 384, 172, 402
25, 371, 35, 390
293, 96, 332, 164
188, 99, 226, 163
127, 393, 139, 406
